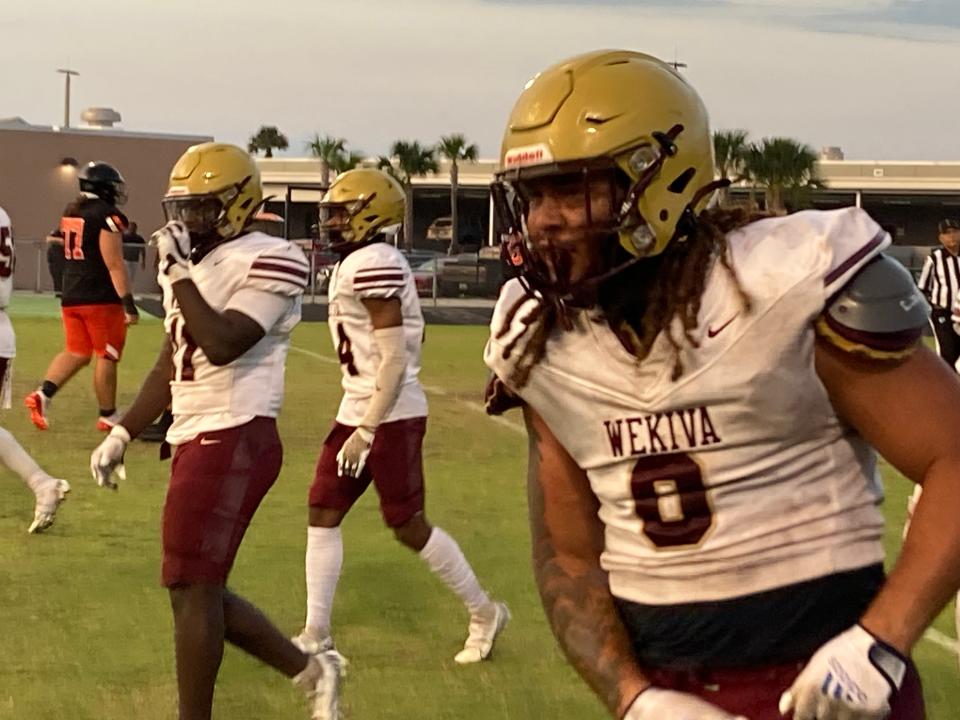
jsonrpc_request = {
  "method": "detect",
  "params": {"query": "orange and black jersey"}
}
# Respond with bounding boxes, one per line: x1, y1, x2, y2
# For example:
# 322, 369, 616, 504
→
59, 196, 128, 307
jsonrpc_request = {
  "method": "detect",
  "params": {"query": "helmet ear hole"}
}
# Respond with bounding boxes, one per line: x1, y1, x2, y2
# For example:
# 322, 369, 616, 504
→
659, 209, 669, 222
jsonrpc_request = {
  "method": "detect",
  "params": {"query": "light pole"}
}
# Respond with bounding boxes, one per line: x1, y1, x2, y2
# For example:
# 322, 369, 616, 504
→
670, 46, 687, 71
56, 68, 79, 128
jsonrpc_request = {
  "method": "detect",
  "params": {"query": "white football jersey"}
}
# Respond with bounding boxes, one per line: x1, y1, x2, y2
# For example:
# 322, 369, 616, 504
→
327, 242, 427, 425
0, 206, 14, 312
0, 206, 16, 359
486, 207, 891, 605
161, 231, 307, 445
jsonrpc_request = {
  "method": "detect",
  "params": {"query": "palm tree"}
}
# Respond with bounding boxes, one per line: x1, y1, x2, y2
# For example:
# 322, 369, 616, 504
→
712, 129, 749, 208
247, 126, 288, 158
743, 138, 822, 214
389, 140, 438, 250
331, 150, 366, 175
306, 134, 346, 245
436, 134, 479, 254
376, 156, 403, 183
305, 134, 346, 190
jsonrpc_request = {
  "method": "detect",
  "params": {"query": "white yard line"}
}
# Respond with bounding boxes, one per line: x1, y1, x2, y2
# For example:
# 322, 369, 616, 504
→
289, 345, 958, 657
289, 345, 525, 435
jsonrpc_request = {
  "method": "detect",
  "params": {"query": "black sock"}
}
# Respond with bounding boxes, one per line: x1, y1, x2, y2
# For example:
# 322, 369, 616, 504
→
40, 380, 58, 399
99, 408, 116, 418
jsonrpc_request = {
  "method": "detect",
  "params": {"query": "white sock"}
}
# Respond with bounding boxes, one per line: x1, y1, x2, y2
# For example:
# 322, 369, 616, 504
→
305, 526, 343, 637
0, 427, 47, 491
419, 526, 490, 615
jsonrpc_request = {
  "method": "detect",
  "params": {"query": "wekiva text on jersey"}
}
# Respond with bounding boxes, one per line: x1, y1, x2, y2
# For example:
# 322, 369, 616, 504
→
603, 406, 721, 457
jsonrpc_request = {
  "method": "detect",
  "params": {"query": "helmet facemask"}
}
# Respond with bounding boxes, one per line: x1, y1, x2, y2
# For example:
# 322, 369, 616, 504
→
493, 123, 713, 311
319, 194, 377, 253
162, 177, 256, 258
80, 178, 128, 206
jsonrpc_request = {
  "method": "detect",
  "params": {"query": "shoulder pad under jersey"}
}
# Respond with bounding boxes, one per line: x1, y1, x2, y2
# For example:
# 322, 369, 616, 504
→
818, 254, 930, 358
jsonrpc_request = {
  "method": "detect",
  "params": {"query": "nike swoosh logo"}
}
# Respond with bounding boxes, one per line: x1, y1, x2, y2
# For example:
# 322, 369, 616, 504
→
707, 314, 739, 338
199, 438, 221, 446
899, 296, 921, 312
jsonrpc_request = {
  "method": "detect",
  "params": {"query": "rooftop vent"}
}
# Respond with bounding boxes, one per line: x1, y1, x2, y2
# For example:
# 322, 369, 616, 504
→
80, 107, 122, 128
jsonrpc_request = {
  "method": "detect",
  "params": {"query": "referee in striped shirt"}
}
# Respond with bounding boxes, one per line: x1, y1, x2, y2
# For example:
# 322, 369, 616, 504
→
918, 218, 960, 366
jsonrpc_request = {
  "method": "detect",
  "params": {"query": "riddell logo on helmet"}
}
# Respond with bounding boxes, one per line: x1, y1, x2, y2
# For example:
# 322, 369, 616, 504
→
504, 144, 553, 168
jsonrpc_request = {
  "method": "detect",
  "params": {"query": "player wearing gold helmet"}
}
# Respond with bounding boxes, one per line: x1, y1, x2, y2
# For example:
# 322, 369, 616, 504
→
90, 143, 342, 720
293, 168, 510, 680
485, 50, 949, 720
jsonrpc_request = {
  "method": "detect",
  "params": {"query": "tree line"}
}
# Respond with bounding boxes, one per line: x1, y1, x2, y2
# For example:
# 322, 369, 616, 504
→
248, 125, 824, 250
249, 126, 476, 253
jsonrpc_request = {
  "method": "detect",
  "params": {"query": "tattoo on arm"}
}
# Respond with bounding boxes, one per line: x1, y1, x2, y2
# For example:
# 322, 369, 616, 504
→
526, 421, 647, 717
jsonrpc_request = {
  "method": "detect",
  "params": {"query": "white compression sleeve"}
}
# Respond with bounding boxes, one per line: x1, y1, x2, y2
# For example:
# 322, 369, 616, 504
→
359, 325, 407, 431
304, 526, 343, 636
0, 427, 45, 488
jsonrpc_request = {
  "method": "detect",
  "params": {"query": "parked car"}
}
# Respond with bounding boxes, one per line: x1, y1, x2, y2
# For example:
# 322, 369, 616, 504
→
412, 252, 503, 298
412, 256, 452, 297
425, 216, 485, 249
401, 248, 443, 268
426, 216, 453, 242
307, 244, 445, 295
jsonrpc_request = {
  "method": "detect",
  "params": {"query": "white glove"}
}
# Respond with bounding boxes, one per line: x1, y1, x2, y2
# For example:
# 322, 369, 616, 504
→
151, 221, 192, 283
625, 687, 747, 720
90, 425, 131, 490
336, 426, 374, 478
780, 625, 906, 720
492, 289, 544, 362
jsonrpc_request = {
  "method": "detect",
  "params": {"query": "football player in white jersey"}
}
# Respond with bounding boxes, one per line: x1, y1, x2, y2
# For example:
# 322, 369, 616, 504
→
484, 51, 958, 720
88, 144, 341, 720
0, 205, 70, 533
293, 168, 509, 670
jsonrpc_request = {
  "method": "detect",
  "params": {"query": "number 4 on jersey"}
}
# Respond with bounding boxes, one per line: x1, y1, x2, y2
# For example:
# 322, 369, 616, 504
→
336, 323, 358, 376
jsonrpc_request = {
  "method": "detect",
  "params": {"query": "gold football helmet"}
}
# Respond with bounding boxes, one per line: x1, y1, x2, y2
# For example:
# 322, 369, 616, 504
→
320, 168, 404, 250
162, 142, 263, 252
494, 49, 717, 291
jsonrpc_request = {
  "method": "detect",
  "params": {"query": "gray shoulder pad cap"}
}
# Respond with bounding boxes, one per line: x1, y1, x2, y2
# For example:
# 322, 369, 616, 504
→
825, 253, 930, 333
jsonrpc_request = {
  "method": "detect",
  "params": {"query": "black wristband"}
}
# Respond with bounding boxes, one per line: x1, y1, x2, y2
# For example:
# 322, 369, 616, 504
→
122, 293, 139, 315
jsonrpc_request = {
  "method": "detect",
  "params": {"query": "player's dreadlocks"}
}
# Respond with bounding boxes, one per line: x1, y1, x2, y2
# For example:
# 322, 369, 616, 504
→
502, 205, 764, 390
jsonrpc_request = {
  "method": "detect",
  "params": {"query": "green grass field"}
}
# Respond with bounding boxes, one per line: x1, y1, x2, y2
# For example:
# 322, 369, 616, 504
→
0, 295, 957, 719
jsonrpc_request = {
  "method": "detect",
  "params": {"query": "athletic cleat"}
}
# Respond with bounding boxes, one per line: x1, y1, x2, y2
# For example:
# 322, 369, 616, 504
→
292, 628, 336, 656
454, 600, 511, 664
96, 412, 122, 432
293, 648, 345, 720
28, 478, 70, 534
24, 391, 50, 431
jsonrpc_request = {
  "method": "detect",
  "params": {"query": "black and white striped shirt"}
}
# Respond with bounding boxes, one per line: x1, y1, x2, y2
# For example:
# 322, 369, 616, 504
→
918, 247, 960, 312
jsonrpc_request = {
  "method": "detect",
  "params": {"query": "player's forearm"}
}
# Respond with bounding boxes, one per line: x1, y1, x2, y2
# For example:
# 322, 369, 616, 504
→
532, 532, 650, 717
119, 362, 172, 438
106, 264, 131, 299
171, 280, 245, 365
359, 326, 406, 430
861, 460, 960, 654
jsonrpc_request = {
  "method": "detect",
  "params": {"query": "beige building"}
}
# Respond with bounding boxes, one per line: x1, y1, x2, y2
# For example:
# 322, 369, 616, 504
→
0, 117, 210, 291
257, 157, 960, 261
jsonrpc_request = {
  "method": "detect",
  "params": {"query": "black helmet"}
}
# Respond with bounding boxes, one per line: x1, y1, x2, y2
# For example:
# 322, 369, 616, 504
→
79, 161, 128, 206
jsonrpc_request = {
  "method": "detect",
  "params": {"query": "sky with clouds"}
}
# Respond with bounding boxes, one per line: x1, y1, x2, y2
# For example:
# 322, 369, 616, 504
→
1, 0, 957, 160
